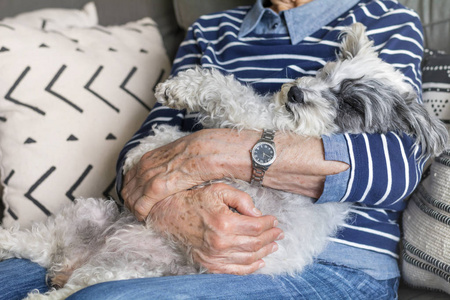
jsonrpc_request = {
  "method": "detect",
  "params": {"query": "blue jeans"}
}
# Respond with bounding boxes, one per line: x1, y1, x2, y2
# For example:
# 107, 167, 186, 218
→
0, 258, 399, 300
0, 259, 48, 300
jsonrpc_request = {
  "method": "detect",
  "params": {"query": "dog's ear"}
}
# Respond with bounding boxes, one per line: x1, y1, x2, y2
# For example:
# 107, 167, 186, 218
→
337, 77, 449, 157
339, 23, 375, 60
404, 99, 449, 158
337, 78, 366, 115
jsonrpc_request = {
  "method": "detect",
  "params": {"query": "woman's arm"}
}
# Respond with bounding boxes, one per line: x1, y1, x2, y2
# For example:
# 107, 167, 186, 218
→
121, 128, 349, 219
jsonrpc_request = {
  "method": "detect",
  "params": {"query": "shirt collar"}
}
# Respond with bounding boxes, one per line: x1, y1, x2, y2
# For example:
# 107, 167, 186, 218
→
240, 0, 361, 44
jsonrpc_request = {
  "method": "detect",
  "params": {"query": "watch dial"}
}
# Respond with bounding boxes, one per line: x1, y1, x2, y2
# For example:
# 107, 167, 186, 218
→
253, 142, 275, 165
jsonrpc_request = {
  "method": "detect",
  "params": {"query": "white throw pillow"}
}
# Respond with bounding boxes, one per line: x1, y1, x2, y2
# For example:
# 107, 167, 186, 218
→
0, 9, 171, 228
1, 2, 98, 30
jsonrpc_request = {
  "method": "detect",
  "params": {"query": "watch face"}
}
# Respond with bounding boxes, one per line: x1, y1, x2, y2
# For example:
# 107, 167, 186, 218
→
252, 142, 276, 166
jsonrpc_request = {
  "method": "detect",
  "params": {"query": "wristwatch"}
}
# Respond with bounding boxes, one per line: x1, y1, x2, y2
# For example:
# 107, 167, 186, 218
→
250, 129, 276, 186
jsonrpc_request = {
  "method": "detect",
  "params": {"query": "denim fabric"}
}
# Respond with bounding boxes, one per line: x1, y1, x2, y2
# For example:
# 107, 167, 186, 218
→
0, 258, 399, 299
317, 242, 401, 280
66, 262, 399, 300
318, 134, 351, 204
0, 259, 48, 300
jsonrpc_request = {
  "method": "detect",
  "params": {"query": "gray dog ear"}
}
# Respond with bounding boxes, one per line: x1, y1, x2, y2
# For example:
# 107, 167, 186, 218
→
333, 77, 448, 158
405, 99, 449, 158
339, 23, 375, 60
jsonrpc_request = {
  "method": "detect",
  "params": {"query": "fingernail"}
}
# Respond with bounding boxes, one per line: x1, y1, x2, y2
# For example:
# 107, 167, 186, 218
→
253, 207, 262, 216
276, 233, 284, 241
272, 244, 279, 253
258, 261, 265, 269
273, 220, 279, 227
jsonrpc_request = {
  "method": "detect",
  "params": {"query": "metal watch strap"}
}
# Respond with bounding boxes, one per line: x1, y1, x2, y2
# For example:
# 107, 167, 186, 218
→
251, 129, 276, 186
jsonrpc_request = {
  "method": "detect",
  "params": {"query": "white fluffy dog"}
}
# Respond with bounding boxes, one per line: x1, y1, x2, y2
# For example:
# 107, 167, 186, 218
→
0, 23, 447, 300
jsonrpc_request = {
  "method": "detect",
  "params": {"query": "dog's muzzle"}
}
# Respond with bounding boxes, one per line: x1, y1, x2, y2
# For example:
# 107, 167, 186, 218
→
287, 86, 304, 104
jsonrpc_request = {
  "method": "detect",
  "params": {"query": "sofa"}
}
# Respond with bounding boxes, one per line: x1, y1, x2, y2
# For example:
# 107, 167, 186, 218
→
0, 0, 448, 299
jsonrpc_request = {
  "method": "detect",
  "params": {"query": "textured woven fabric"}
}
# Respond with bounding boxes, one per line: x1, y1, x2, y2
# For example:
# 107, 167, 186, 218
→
402, 151, 450, 294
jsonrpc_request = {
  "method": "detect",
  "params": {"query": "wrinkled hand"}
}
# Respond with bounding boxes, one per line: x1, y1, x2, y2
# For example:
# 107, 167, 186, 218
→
149, 183, 284, 275
122, 128, 257, 220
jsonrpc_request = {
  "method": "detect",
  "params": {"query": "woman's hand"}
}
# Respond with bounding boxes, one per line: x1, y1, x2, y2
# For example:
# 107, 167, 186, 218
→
150, 183, 284, 275
122, 128, 259, 220
122, 128, 349, 221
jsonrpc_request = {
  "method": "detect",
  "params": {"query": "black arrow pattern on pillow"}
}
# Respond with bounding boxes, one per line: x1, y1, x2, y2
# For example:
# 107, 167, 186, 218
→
7, 208, 18, 220
66, 165, 93, 201
24, 138, 36, 144
45, 65, 84, 113
152, 69, 166, 93
67, 135, 78, 141
126, 28, 142, 33
24, 166, 55, 216
106, 133, 117, 140
92, 27, 112, 35
2, 169, 15, 224
0, 19, 168, 225
0, 23, 14, 30
85, 66, 120, 113
120, 67, 151, 111
103, 178, 116, 199
41, 19, 47, 30
5, 66, 46, 115
3, 170, 15, 186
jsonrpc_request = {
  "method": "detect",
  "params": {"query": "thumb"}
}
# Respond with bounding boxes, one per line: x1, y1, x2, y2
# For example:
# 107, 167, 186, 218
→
215, 183, 262, 217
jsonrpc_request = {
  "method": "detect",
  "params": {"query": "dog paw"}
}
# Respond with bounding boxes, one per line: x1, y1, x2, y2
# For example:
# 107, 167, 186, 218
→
155, 67, 211, 112
155, 82, 191, 111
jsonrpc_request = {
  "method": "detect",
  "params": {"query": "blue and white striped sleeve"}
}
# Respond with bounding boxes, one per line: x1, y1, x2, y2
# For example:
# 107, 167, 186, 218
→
317, 5, 425, 209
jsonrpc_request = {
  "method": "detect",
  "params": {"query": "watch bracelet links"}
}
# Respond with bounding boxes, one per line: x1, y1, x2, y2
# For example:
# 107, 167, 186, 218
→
251, 167, 266, 186
251, 129, 276, 186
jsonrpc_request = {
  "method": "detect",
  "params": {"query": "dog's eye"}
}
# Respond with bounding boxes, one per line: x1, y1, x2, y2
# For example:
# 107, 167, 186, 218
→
287, 86, 304, 104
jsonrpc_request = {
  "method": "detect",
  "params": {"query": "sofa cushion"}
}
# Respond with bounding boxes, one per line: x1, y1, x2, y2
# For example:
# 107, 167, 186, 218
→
0, 1, 97, 29
0, 3, 171, 228
0, 0, 184, 60
421, 51, 450, 130
401, 50, 450, 296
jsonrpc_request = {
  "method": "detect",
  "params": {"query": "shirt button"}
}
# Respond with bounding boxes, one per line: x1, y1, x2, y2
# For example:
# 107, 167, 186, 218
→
272, 23, 279, 29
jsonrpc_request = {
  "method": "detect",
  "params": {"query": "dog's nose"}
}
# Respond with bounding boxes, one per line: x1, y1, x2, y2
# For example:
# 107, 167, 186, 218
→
287, 86, 304, 104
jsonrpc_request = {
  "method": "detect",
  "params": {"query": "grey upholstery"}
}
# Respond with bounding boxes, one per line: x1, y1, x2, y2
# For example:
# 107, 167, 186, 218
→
400, 0, 450, 53
173, 0, 255, 30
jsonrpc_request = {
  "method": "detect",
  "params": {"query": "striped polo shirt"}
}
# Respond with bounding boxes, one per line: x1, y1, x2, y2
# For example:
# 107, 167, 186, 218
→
116, 0, 425, 263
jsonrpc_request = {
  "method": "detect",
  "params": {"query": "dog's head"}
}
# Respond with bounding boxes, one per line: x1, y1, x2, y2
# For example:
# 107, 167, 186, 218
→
274, 23, 448, 157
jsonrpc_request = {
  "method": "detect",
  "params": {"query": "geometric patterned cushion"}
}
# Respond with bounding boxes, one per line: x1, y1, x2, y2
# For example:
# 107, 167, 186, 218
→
0, 4, 171, 228
421, 50, 450, 131
401, 152, 450, 295
401, 49, 450, 295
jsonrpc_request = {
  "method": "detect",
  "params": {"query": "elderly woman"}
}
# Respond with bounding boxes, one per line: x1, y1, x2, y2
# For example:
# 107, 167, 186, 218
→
1, 0, 423, 299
